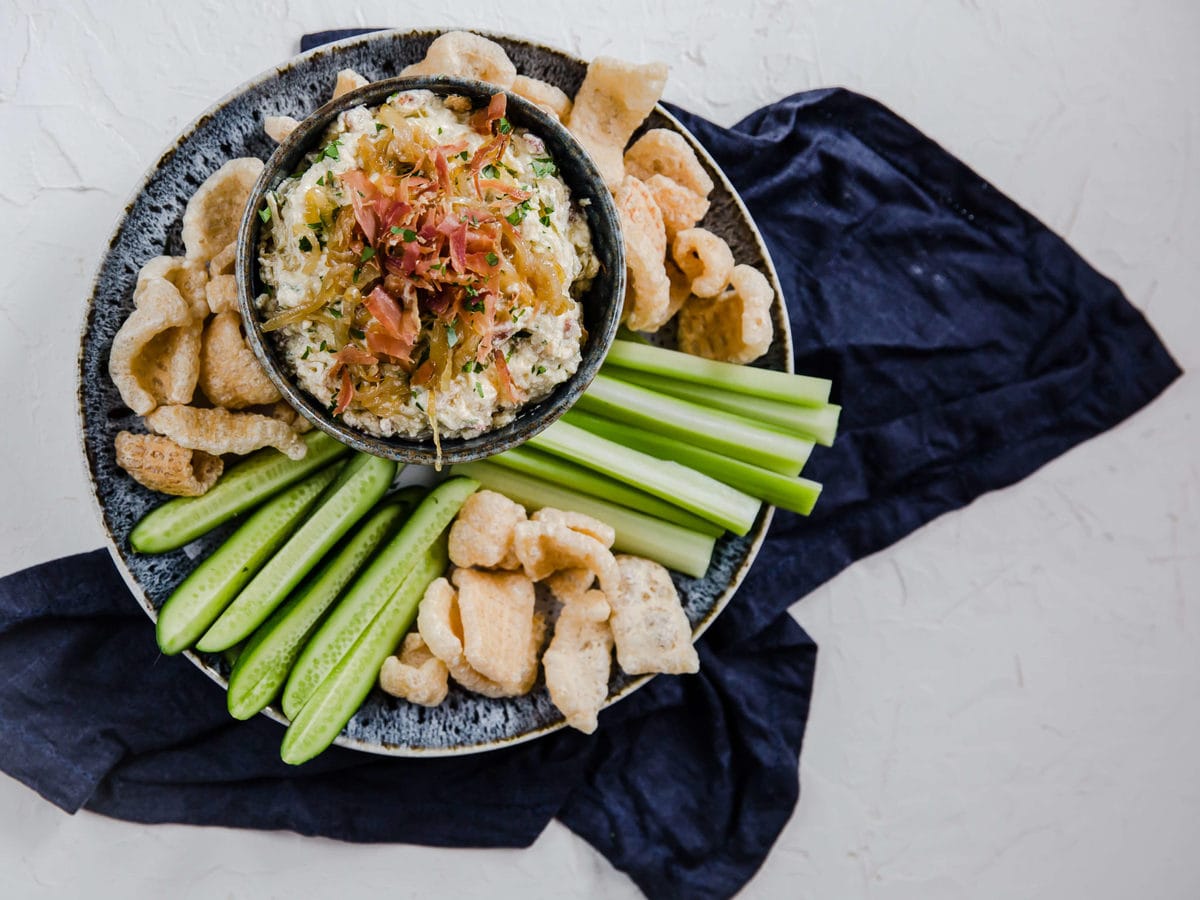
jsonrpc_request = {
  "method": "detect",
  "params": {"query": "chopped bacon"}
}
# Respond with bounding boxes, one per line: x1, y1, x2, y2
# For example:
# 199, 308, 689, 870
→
333, 368, 354, 416
471, 92, 507, 134
411, 359, 434, 388
432, 148, 451, 194
366, 324, 415, 363
339, 170, 380, 245
365, 286, 406, 338
335, 346, 378, 366
492, 347, 522, 404
477, 179, 531, 201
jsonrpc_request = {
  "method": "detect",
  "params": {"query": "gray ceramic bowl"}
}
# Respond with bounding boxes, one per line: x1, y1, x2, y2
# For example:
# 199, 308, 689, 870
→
235, 75, 625, 466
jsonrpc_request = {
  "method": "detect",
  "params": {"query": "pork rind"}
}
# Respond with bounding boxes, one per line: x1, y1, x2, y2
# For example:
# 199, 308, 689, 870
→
511, 75, 572, 121
262, 399, 313, 433
531, 508, 615, 549
145, 405, 307, 459
452, 568, 539, 693
624, 128, 714, 199
332, 68, 368, 99
379, 633, 449, 707
109, 279, 202, 415
567, 57, 668, 189
136, 256, 209, 318
182, 158, 264, 264
513, 521, 622, 599
545, 568, 596, 604
448, 489, 527, 570
205, 274, 239, 314
677, 264, 774, 364
418, 577, 543, 698
401, 31, 517, 89
609, 555, 699, 675
264, 115, 300, 144
664, 259, 692, 321
209, 241, 237, 277
114, 431, 223, 497
543, 589, 613, 734
644, 173, 709, 239
199, 311, 281, 408
613, 175, 671, 333
672, 228, 734, 299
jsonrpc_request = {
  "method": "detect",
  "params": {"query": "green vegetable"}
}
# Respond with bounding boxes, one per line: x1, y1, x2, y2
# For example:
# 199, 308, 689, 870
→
196, 454, 399, 653
225, 491, 423, 720
281, 476, 478, 720
606, 368, 841, 447
576, 373, 811, 476
603, 339, 832, 407
130, 431, 350, 554
279, 538, 447, 765
490, 445, 723, 537
450, 461, 715, 578
154, 464, 343, 656
566, 410, 822, 515
529, 420, 760, 535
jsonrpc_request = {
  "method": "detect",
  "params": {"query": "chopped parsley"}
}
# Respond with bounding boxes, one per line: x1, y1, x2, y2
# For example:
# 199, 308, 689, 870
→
375, 122, 386, 133
301, 346, 311, 359
446, 320, 459, 347
306, 221, 323, 231
298, 236, 312, 252
531, 157, 557, 178
350, 328, 365, 340
475, 381, 485, 398
506, 200, 532, 225
485, 251, 499, 266
465, 299, 485, 312
391, 227, 417, 241
360, 246, 376, 262
321, 138, 342, 160
329, 304, 343, 319
534, 365, 547, 376
539, 204, 555, 227
482, 163, 500, 180
457, 150, 470, 161
496, 117, 513, 134
258, 207, 271, 223
319, 340, 329, 352
511, 307, 526, 322
464, 284, 479, 297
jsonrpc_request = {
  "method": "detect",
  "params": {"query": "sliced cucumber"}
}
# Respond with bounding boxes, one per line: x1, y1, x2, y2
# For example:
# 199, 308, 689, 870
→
196, 453, 399, 653
279, 537, 448, 765
154, 463, 342, 656
225, 490, 423, 720
130, 431, 350, 554
280, 476, 478, 720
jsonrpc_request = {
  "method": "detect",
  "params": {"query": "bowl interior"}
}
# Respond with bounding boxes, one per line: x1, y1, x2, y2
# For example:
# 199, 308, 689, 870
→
236, 74, 625, 465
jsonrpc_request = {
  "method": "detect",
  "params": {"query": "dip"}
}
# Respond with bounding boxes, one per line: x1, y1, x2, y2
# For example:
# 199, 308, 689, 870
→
256, 89, 597, 447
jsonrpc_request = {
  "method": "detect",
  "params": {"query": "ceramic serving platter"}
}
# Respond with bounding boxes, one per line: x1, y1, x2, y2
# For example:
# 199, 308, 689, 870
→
76, 28, 793, 756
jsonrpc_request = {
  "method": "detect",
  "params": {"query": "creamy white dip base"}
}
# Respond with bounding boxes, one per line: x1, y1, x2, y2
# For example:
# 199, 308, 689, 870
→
258, 90, 597, 441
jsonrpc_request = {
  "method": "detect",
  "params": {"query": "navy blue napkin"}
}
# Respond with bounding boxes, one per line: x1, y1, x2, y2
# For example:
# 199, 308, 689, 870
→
0, 32, 1180, 899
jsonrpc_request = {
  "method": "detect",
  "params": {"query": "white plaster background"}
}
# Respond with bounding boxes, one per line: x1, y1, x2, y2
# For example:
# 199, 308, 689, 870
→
1, 1, 1198, 897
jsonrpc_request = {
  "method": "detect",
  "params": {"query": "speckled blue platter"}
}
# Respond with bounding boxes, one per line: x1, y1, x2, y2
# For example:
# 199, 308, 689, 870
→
77, 28, 793, 756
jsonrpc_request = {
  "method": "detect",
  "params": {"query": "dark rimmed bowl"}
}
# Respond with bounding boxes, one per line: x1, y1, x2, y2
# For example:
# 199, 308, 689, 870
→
236, 74, 625, 465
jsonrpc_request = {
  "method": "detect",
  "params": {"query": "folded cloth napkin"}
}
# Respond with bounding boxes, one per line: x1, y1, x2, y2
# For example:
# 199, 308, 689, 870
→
0, 30, 1180, 900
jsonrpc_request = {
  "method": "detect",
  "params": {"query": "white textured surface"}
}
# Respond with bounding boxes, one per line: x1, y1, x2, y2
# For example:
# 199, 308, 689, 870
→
2, 1, 1198, 897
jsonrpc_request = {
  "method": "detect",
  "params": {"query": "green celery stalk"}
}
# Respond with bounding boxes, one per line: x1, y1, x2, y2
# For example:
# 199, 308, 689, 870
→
529, 420, 760, 535
603, 339, 831, 406
565, 410, 823, 516
490, 446, 723, 537
605, 368, 840, 447
450, 461, 716, 578
576, 373, 810, 476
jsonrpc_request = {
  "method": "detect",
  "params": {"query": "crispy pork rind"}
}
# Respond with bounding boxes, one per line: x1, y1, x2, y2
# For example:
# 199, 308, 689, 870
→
114, 431, 223, 497
109, 280, 202, 415
614, 175, 671, 333
644, 174, 709, 239
566, 57, 668, 189
609, 555, 699, 676
209, 241, 237, 277
672, 227, 734, 299
664, 259, 692, 321
677, 264, 774, 364
545, 568, 596, 604
135, 256, 209, 318
332, 68, 368, 99
261, 399, 313, 433
400, 31, 517, 89
182, 158, 264, 264
543, 589, 613, 734
204, 274, 239, 315
511, 75, 573, 121
264, 115, 300, 144
379, 633, 449, 707
513, 521, 622, 599
145, 405, 307, 459
452, 568, 539, 693
448, 489, 527, 570
418, 577, 543, 698
199, 311, 281, 408
624, 128, 714, 199
531, 508, 615, 549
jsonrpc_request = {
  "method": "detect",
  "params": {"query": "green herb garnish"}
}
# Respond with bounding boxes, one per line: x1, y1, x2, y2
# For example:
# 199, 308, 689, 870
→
258, 207, 271, 223
446, 320, 459, 347
298, 236, 312, 252
360, 247, 376, 262
497, 117, 512, 134
531, 157, 557, 178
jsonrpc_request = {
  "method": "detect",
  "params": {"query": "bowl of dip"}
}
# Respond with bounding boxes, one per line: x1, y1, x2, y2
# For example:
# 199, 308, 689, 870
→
236, 75, 625, 466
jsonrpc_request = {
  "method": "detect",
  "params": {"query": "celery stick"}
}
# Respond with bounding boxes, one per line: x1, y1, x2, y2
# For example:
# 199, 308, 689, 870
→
529, 421, 760, 535
490, 446, 724, 537
577, 373, 810, 476
603, 339, 831, 406
565, 410, 823, 516
606, 368, 840, 447
450, 461, 716, 578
